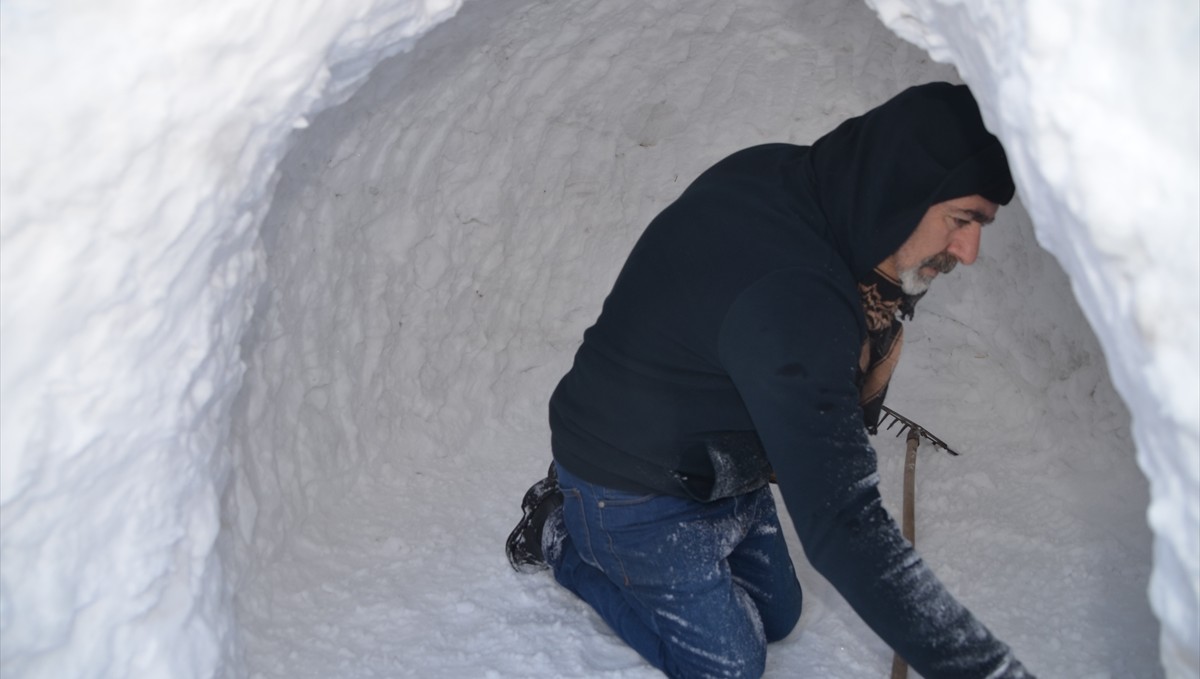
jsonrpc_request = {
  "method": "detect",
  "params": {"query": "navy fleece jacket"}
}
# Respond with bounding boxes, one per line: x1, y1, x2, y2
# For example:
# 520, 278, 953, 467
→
549, 83, 1030, 678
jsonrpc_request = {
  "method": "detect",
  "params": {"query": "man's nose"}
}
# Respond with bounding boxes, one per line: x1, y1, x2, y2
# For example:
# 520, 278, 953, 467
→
948, 223, 982, 265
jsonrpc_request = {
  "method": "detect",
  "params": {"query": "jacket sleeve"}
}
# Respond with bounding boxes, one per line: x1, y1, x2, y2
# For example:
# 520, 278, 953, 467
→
717, 268, 1033, 679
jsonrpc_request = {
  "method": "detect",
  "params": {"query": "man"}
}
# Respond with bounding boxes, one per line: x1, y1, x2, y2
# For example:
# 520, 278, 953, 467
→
506, 82, 1033, 678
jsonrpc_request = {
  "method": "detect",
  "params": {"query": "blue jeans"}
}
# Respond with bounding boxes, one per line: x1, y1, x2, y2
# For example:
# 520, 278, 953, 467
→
550, 463, 803, 679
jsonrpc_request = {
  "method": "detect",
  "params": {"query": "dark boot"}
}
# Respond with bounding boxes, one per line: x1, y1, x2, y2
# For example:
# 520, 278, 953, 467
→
505, 463, 563, 573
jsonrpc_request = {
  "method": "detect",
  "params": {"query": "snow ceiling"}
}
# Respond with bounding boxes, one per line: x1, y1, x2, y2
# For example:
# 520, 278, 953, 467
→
0, 0, 1195, 677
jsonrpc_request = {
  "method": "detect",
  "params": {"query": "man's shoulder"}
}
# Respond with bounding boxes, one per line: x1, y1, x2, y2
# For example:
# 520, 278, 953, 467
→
701, 143, 808, 175
719, 264, 866, 345
736, 265, 862, 311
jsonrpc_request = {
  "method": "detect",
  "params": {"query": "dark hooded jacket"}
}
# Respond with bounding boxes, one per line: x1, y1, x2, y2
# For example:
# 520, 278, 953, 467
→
549, 83, 1029, 678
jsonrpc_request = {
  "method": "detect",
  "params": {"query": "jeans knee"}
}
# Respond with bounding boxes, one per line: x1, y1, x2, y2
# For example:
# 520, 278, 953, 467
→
731, 643, 768, 679
763, 590, 802, 642
664, 642, 766, 679
763, 607, 801, 643
742, 643, 768, 679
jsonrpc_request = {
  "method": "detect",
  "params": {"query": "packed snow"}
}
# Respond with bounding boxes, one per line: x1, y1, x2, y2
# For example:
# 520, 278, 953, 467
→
0, 0, 1194, 678
224, 0, 1163, 676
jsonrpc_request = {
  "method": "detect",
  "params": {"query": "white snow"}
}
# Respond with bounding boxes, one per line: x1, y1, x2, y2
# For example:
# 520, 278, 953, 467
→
0, 0, 1195, 678
0, 2, 462, 677
868, 2, 1200, 675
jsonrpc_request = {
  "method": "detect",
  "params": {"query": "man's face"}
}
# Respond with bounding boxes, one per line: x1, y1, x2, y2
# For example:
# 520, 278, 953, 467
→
883, 194, 999, 295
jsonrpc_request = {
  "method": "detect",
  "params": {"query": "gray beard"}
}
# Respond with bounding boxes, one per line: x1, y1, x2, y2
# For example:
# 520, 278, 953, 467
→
898, 251, 958, 294
897, 266, 932, 295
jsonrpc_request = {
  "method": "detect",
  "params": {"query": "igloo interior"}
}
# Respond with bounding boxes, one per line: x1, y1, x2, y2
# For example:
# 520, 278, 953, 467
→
1, 0, 1197, 677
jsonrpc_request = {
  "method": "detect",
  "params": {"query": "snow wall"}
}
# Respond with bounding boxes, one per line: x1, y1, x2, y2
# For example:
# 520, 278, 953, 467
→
0, 0, 1195, 678
864, 1, 1199, 675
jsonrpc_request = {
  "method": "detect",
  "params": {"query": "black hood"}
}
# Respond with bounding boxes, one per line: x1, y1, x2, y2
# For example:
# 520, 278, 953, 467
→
802, 82, 1015, 280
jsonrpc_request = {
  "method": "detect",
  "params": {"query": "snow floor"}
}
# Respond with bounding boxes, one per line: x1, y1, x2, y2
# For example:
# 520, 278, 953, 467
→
235, 384, 1159, 679
234, 354, 1160, 678
227, 0, 1164, 676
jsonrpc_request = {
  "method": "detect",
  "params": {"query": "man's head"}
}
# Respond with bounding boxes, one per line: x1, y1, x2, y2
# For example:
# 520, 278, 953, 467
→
804, 82, 1015, 281
881, 194, 999, 295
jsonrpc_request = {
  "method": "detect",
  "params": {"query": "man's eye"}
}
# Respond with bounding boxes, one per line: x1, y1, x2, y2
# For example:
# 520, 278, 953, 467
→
952, 217, 970, 228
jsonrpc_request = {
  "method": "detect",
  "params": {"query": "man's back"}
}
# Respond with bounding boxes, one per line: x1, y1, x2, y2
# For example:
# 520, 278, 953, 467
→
514, 83, 1032, 679
549, 143, 863, 498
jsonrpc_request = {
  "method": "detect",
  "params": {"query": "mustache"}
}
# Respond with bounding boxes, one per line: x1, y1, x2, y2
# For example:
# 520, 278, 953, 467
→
921, 252, 958, 274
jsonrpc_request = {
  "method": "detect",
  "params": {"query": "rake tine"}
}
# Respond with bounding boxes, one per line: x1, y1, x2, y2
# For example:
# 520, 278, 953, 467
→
878, 405, 961, 456
883, 412, 909, 437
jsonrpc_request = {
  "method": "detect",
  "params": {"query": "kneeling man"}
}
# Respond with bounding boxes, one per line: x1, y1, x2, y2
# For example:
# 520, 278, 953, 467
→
508, 82, 1033, 679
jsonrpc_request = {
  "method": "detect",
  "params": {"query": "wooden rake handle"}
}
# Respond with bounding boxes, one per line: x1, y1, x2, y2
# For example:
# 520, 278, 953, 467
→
890, 428, 921, 679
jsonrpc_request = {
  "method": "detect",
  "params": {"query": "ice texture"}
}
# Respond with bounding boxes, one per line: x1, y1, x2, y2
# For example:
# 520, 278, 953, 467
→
868, 2, 1199, 675
0, 1, 463, 677
0, 0, 1193, 677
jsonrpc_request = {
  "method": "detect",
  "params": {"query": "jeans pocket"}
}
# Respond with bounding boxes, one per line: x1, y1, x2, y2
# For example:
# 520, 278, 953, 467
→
594, 491, 700, 536
560, 487, 599, 569
595, 486, 660, 507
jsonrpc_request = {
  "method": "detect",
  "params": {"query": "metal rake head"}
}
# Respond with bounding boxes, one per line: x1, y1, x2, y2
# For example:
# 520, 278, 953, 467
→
879, 405, 960, 456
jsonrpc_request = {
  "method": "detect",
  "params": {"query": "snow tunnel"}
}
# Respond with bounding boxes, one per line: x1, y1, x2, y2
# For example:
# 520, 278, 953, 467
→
0, 0, 1196, 677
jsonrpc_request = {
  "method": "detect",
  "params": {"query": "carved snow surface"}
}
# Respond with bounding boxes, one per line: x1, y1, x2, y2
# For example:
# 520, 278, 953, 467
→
2, 0, 1187, 676
227, 0, 1162, 677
